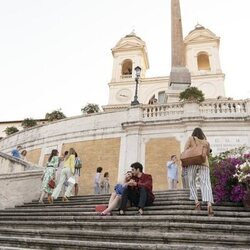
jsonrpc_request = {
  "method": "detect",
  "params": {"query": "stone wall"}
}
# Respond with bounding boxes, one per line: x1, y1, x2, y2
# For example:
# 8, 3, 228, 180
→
0, 171, 43, 209
26, 148, 41, 165
145, 138, 181, 191
61, 138, 120, 195
0, 152, 43, 209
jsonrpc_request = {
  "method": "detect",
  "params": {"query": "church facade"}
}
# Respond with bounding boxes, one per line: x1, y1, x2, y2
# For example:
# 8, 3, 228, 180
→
104, 24, 225, 112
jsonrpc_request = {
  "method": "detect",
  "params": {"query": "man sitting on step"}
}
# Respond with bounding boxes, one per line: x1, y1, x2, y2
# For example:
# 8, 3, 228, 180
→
118, 162, 155, 215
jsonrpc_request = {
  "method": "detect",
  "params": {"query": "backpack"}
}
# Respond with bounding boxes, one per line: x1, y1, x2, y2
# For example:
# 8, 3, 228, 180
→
75, 158, 82, 169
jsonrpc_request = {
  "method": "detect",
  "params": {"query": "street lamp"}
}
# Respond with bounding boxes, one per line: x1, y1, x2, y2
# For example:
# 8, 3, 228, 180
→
131, 66, 141, 106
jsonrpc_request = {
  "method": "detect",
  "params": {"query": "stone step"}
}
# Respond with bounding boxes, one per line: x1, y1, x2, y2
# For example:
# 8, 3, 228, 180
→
0, 228, 249, 247
1, 189, 249, 249
35, 193, 192, 203
31, 189, 190, 200
0, 214, 250, 226
27, 195, 194, 204
0, 209, 249, 219
0, 235, 246, 250
0, 220, 249, 236
0, 204, 247, 213
17, 199, 243, 208
33, 192, 192, 200
0, 247, 31, 250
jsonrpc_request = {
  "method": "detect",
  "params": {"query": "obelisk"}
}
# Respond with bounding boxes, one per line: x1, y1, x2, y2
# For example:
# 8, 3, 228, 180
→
169, 0, 191, 89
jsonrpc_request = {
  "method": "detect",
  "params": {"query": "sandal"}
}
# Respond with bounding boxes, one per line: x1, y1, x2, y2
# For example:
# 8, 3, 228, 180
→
135, 208, 144, 216
195, 202, 201, 211
208, 205, 214, 216
47, 196, 53, 204
100, 212, 112, 216
118, 210, 125, 216
62, 196, 69, 202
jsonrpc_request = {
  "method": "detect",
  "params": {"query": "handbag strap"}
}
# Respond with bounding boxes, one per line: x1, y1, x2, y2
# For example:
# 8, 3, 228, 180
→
192, 136, 197, 146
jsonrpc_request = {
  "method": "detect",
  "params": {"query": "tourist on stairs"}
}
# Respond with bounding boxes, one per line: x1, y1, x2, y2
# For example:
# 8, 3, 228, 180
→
183, 127, 214, 216
38, 149, 59, 204
100, 171, 132, 216
51, 148, 76, 203
118, 162, 155, 216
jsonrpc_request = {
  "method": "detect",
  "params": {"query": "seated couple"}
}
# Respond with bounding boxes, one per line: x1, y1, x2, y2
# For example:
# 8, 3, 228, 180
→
101, 162, 155, 216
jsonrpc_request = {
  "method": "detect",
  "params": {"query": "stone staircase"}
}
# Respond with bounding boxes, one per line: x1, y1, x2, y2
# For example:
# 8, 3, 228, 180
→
0, 190, 249, 249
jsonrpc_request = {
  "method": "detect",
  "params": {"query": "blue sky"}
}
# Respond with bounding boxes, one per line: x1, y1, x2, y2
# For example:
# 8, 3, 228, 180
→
0, 0, 249, 121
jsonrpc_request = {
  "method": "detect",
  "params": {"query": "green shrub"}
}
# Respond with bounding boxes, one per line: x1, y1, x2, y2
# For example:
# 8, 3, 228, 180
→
179, 87, 205, 103
45, 109, 66, 121
4, 126, 19, 135
21, 118, 37, 128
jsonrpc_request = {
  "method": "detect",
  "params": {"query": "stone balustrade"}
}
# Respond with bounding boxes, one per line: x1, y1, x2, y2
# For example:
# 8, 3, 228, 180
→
199, 100, 248, 117
141, 99, 250, 121
142, 103, 184, 120
121, 74, 132, 79
0, 151, 39, 174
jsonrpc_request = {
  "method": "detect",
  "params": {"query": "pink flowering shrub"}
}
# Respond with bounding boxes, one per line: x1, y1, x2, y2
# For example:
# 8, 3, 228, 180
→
210, 148, 250, 204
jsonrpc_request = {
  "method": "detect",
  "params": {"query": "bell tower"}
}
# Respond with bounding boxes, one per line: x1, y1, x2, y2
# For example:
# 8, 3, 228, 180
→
184, 24, 225, 98
107, 32, 149, 106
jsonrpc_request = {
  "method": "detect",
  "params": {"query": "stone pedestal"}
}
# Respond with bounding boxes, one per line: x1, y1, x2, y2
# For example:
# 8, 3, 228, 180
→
183, 101, 200, 117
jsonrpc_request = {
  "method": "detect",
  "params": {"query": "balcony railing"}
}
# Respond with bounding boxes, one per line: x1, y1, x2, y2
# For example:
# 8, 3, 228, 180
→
121, 74, 132, 79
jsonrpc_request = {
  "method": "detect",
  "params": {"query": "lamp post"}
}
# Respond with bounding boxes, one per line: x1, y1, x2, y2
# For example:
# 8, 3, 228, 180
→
131, 66, 141, 106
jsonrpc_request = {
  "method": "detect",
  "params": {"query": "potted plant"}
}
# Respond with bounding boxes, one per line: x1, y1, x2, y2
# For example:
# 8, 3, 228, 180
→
179, 87, 205, 103
4, 126, 19, 136
81, 103, 101, 114
45, 109, 66, 121
21, 118, 37, 129
179, 87, 204, 116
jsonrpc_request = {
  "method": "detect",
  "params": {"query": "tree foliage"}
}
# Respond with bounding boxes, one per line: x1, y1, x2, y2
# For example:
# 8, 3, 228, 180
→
21, 118, 37, 128
81, 103, 101, 114
179, 87, 205, 103
45, 109, 66, 121
4, 126, 19, 136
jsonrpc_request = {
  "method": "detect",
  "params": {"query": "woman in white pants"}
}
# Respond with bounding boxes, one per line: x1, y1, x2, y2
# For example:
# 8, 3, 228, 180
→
184, 127, 214, 216
51, 148, 76, 202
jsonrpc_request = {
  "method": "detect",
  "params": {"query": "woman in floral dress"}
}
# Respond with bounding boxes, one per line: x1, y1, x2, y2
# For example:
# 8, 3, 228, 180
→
38, 149, 59, 204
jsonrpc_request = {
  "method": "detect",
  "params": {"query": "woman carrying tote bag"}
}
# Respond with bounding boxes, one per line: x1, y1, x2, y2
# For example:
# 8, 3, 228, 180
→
183, 127, 214, 216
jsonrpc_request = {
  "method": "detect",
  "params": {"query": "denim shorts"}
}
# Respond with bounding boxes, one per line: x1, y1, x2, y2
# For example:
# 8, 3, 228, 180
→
114, 184, 125, 196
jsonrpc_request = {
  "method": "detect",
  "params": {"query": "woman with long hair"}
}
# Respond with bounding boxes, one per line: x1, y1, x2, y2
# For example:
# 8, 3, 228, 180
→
51, 148, 76, 202
100, 171, 133, 216
184, 127, 214, 216
38, 149, 59, 204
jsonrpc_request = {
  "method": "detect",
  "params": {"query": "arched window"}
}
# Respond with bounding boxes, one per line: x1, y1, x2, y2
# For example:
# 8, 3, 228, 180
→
121, 59, 132, 78
197, 52, 210, 71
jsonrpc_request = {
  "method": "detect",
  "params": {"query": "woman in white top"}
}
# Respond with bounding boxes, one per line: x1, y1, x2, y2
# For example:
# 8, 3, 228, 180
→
184, 127, 214, 216
94, 167, 103, 194
51, 148, 76, 202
